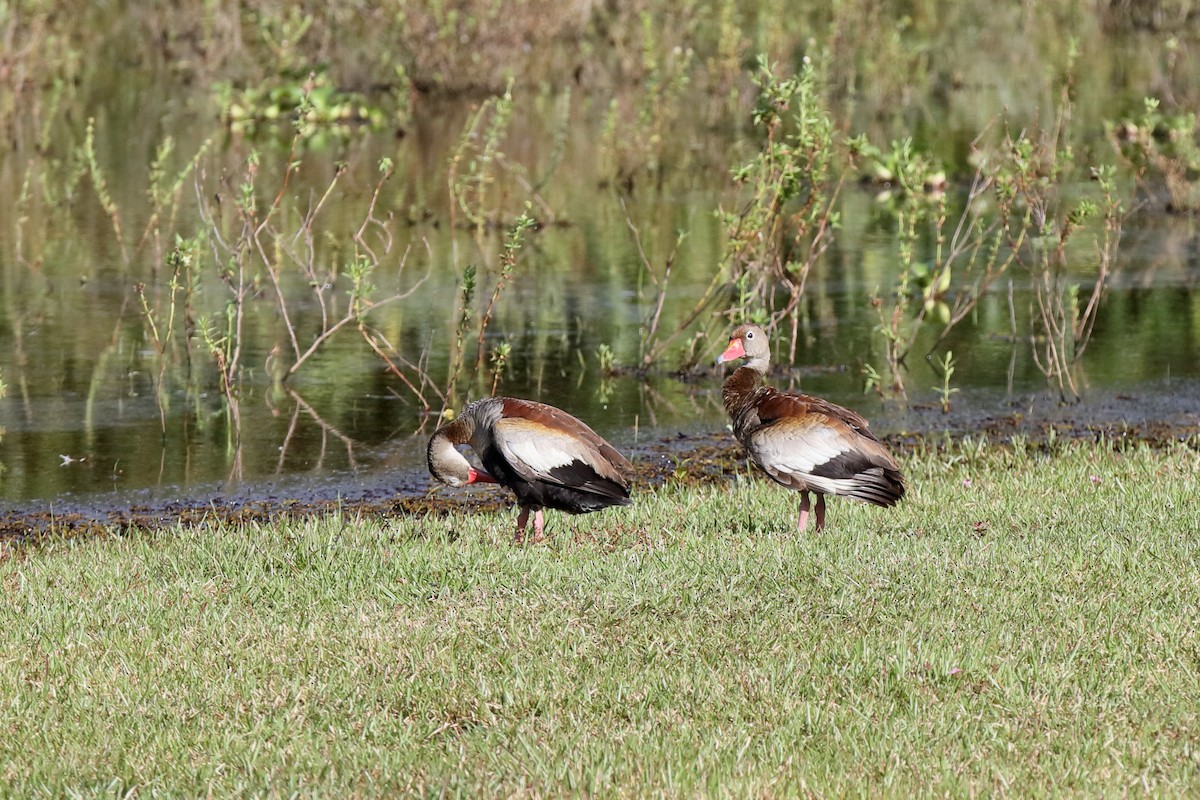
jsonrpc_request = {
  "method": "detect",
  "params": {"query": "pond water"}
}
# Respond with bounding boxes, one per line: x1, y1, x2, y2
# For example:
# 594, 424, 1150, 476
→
2, 13, 1200, 519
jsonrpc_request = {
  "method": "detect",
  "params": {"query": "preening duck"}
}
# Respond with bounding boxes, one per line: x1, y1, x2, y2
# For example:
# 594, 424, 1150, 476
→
427, 397, 634, 541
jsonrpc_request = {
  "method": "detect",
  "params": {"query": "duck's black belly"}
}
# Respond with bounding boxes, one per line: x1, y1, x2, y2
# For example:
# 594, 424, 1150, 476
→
482, 452, 631, 514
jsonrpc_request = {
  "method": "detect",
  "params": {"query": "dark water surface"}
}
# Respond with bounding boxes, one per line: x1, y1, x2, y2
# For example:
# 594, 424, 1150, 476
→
3, 23, 1200, 518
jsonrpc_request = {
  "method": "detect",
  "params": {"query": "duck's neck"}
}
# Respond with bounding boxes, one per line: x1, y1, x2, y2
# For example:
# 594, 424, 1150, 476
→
427, 414, 469, 474
722, 364, 763, 417
440, 413, 476, 446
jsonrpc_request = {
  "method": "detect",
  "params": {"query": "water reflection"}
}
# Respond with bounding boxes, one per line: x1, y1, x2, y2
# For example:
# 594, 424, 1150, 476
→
3, 48, 1200, 510
3, 184, 1200, 508
4, 235, 1198, 512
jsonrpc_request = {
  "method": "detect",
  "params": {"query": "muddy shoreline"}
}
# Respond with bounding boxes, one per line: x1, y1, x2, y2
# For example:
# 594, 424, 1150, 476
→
2, 385, 1197, 545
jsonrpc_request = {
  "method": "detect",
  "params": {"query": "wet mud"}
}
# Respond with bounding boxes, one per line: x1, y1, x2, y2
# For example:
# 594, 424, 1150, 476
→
2, 385, 1197, 548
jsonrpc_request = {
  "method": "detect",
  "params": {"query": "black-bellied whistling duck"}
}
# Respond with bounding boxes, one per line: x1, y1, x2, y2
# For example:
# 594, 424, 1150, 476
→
716, 324, 905, 532
427, 397, 634, 542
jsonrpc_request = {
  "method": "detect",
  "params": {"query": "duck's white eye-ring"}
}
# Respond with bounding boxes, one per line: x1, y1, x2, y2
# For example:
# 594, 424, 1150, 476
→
745, 330, 755, 339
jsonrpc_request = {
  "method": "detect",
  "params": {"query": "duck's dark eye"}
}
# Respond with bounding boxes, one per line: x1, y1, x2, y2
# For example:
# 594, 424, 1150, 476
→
745, 330, 755, 339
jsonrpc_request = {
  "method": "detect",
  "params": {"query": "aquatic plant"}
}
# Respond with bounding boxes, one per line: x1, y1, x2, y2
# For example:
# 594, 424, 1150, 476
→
864, 37, 1125, 405
278, 157, 429, 386
718, 55, 842, 359
853, 136, 947, 202
1108, 97, 1200, 213
134, 240, 198, 433
1004, 41, 1122, 403
1024, 164, 1123, 403
439, 209, 537, 420
596, 343, 617, 377
862, 135, 1012, 399
986, 88, 1123, 404
472, 211, 537, 387
143, 137, 212, 268
488, 340, 512, 396
931, 350, 959, 414
182, 138, 437, 464
864, 140, 946, 399
619, 196, 719, 373
444, 264, 478, 417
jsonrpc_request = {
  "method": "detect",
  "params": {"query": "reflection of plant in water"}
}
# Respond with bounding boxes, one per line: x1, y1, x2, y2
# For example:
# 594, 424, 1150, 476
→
591, 344, 617, 405
397, 0, 592, 94
449, 85, 515, 237
80, 118, 129, 265
596, 343, 617, 377
630, 12, 695, 182
592, 375, 614, 408
449, 84, 555, 236
217, 71, 385, 136
597, 6, 699, 189
273, 388, 359, 475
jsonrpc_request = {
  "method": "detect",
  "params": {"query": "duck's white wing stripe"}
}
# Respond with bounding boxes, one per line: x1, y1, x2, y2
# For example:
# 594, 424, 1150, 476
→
495, 419, 593, 475
749, 425, 848, 475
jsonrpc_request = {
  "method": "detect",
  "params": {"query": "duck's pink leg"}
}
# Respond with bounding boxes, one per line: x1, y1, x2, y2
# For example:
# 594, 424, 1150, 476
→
797, 491, 811, 533
531, 509, 546, 543
813, 494, 827, 532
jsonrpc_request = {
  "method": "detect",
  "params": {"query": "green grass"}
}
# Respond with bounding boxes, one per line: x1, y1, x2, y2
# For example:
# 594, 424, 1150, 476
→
2, 439, 1199, 797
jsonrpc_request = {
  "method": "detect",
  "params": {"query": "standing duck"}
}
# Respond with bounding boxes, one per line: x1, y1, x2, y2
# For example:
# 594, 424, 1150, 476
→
716, 324, 905, 532
427, 397, 634, 542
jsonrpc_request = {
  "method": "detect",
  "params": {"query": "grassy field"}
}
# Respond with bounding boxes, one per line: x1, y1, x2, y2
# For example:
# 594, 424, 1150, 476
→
2, 438, 1199, 797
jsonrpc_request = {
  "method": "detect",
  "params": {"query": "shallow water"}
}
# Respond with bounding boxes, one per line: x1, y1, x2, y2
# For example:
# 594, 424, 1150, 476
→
2, 14, 1200, 518
3, 182, 1198, 514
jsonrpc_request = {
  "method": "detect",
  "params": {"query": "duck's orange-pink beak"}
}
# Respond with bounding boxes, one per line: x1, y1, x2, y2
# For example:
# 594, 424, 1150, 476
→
467, 467, 497, 484
716, 338, 745, 364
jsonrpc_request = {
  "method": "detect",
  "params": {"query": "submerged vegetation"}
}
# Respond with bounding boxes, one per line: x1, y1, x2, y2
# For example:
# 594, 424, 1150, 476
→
1, 1, 1200, 498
